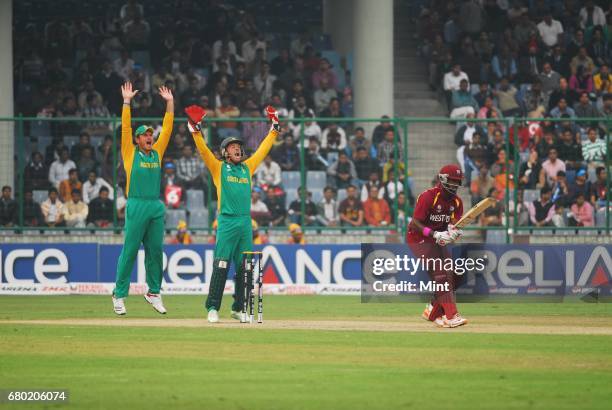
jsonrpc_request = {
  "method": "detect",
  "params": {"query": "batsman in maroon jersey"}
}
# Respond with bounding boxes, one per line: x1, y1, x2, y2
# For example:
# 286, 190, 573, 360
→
406, 164, 467, 328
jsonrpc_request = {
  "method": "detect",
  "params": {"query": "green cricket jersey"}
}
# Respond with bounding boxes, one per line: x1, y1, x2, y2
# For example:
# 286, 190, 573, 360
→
192, 128, 279, 216
121, 105, 174, 198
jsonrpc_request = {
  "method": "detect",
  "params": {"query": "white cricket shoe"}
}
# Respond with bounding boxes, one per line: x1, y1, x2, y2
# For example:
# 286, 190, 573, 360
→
434, 315, 450, 328
144, 293, 167, 314
422, 303, 433, 321
446, 313, 468, 328
208, 309, 219, 323
112, 296, 126, 315
231, 310, 242, 321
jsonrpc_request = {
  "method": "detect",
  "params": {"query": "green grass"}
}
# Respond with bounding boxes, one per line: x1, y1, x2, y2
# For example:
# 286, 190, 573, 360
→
0, 296, 611, 409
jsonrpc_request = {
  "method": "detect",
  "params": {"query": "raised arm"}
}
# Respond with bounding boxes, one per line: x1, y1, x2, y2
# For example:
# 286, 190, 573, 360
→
191, 128, 221, 178
244, 106, 280, 175
184, 104, 221, 179
153, 86, 175, 160
120, 82, 137, 161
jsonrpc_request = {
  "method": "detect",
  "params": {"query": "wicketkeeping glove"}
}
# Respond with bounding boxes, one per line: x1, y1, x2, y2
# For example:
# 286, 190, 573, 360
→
185, 105, 207, 132
266, 105, 280, 132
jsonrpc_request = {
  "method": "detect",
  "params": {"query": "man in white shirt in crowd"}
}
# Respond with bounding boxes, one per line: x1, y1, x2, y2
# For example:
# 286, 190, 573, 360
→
255, 155, 282, 188
82, 170, 114, 204
48, 148, 77, 189
579, 1, 606, 30
443, 63, 469, 109
317, 186, 339, 227
537, 11, 564, 49
443, 63, 469, 92
63, 188, 89, 228
41, 187, 65, 227
241, 33, 266, 64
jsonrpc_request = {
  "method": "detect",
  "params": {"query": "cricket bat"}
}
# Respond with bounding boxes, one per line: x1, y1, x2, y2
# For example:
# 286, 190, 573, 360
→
454, 197, 497, 228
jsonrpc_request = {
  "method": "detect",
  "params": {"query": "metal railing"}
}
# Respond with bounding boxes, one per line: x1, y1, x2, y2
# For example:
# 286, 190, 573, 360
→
1, 115, 609, 242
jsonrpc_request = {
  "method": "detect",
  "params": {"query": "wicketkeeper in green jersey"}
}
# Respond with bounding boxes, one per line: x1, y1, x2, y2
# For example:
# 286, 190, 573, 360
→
112, 82, 174, 316
185, 104, 279, 323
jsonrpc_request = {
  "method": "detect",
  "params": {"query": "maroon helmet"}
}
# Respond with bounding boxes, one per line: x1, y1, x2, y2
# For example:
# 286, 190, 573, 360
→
438, 164, 463, 194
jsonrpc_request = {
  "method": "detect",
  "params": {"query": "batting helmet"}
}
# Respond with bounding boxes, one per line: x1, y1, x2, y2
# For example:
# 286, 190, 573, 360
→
438, 164, 463, 195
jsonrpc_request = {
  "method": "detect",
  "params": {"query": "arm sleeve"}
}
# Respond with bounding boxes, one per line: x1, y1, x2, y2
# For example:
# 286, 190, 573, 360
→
272, 163, 282, 185
528, 202, 537, 224
121, 105, 135, 163
153, 111, 175, 161
245, 128, 280, 176
412, 191, 432, 223
82, 183, 91, 204
191, 130, 221, 181
544, 205, 555, 223
363, 201, 374, 225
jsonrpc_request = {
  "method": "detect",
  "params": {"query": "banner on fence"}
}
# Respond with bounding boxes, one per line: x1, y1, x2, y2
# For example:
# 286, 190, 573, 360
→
0, 244, 362, 295
1, 244, 610, 298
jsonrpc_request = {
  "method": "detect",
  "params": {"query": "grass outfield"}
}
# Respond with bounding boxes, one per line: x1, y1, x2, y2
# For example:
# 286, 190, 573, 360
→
0, 296, 611, 410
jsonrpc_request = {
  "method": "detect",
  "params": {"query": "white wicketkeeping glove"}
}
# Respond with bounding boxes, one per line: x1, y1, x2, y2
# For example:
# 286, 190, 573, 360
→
447, 223, 463, 242
433, 230, 452, 246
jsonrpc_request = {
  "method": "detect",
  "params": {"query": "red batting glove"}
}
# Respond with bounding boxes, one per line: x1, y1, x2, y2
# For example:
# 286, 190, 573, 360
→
185, 105, 207, 132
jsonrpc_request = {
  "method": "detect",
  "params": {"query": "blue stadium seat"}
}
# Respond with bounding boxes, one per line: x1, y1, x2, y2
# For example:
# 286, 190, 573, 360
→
523, 189, 540, 203
281, 171, 301, 189
307, 171, 327, 190
337, 188, 347, 202
30, 121, 50, 138
90, 135, 104, 149
595, 209, 606, 227
485, 230, 506, 243
36, 136, 52, 153
64, 135, 79, 147
185, 189, 205, 210
311, 190, 324, 204
285, 188, 298, 208
587, 167, 597, 183
132, 51, 151, 69
33, 190, 47, 204
165, 209, 186, 230
188, 209, 209, 229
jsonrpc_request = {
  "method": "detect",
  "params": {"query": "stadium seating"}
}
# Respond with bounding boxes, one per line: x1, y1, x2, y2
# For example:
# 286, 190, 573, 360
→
311, 190, 324, 204
285, 189, 298, 208
485, 230, 506, 244
307, 171, 327, 190
281, 171, 301, 190
523, 189, 540, 203
188, 209, 209, 229
185, 190, 205, 210
165, 209, 186, 230
33, 190, 47, 204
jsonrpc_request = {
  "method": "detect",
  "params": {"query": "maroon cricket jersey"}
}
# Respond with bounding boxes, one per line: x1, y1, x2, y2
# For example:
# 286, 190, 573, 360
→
406, 185, 463, 243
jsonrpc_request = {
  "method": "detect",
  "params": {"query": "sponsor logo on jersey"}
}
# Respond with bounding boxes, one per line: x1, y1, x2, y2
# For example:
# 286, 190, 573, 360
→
430, 214, 451, 222
226, 175, 249, 184
139, 161, 159, 168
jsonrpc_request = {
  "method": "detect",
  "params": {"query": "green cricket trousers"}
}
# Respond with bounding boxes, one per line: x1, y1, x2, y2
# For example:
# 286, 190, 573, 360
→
114, 198, 165, 298
206, 214, 253, 311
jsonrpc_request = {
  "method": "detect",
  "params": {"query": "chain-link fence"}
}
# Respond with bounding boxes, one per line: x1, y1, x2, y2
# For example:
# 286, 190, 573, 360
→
1, 115, 609, 242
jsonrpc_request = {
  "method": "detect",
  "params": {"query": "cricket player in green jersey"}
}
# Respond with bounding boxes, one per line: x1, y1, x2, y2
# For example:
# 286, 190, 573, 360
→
112, 82, 174, 316
184, 104, 279, 322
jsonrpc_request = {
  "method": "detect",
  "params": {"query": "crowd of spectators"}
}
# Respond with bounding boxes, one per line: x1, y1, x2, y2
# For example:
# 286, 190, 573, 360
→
7, 0, 413, 231
418, 0, 611, 229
